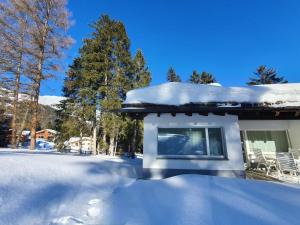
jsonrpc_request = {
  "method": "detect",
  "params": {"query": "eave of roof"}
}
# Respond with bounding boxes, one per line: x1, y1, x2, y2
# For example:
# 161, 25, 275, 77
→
120, 102, 300, 120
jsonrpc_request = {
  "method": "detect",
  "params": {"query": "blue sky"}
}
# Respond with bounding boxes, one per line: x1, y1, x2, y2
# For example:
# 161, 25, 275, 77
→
41, 0, 300, 96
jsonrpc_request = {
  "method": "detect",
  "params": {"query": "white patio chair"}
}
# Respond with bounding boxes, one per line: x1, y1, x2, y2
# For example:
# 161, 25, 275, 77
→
276, 152, 299, 177
289, 148, 300, 160
252, 148, 276, 175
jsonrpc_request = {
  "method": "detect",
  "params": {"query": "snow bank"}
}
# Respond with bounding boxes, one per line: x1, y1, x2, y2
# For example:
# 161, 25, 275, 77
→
0, 151, 299, 225
101, 175, 300, 225
124, 82, 300, 107
0, 151, 141, 225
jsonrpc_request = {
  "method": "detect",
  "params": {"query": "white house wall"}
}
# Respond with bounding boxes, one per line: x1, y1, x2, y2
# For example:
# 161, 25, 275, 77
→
238, 120, 300, 152
238, 120, 290, 131
143, 113, 245, 178
287, 121, 300, 149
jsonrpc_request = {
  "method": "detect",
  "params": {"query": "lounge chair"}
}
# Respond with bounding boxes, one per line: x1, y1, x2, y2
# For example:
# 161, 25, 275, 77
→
276, 152, 299, 176
252, 148, 276, 175
289, 148, 300, 160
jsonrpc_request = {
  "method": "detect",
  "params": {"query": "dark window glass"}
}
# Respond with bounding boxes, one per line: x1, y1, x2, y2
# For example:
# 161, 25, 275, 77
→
208, 128, 224, 156
158, 128, 207, 155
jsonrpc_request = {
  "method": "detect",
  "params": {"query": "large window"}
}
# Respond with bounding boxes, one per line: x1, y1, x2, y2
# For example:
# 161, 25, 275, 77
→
157, 128, 226, 158
246, 130, 289, 153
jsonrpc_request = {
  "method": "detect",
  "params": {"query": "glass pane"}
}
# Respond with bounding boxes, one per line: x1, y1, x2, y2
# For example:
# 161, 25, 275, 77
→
247, 131, 267, 152
158, 128, 207, 155
208, 128, 224, 156
269, 131, 289, 153
247, 130, 289, 153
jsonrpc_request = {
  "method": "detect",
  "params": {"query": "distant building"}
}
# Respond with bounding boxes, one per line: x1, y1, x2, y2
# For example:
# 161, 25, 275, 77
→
68, 137, 92, 151
36, 129, 57, 141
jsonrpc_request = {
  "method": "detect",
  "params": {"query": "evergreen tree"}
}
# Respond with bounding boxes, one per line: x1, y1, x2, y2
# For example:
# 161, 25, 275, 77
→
132, 49, 151, 88
56, 15, 152, 156
101, 18, 133, 156
128, 49, 151, 157
189, 70, 201, 83
247, 65, 287, 85
55, 58, 88, 150
167, 67, 181, 82
199, 71, 216, 84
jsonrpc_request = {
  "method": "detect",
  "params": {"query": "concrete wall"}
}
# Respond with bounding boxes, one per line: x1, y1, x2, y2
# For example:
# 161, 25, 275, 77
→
143, 113, 245, 178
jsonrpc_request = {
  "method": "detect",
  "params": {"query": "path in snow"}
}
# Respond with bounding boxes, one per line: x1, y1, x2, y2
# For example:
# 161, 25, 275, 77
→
0, 151, 142, 225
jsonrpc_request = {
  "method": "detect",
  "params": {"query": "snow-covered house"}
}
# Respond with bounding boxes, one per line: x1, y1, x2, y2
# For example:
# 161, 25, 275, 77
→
121, 82, 300, 179
36, 129, 57, 141
67, 137, 92, 151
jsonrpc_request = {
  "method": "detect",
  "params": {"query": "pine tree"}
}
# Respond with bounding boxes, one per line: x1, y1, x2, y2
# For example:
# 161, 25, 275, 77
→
55, 58, 87, 150
129, 49, 151, 157
104, 19, 134, 156
56, 15, 151, 156
189, 70, 201, 83
247, 65, 287, 85
199, 71, 216, 84
73, 15, 135, 155
132, 49, 151, 88
167, 67, 181, 82
78, 15, 118, 155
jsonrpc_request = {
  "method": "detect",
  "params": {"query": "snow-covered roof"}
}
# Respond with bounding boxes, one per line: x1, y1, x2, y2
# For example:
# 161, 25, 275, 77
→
45, 129, 58, 134
36, 129, 58, 134
22, 130, 30, 136
68, 137, 91, 143
124, 82, 300, 108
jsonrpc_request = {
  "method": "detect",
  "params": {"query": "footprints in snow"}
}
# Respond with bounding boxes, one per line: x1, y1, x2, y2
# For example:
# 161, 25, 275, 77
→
88, 198, 101, 205
50, 216, 84, 225
50, 198, 102, 225
87, 198, 101, 217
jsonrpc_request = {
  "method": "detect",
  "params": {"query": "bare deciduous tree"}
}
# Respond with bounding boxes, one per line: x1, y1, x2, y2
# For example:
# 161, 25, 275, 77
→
21, 0, 72, 150
0, 0, 31, 148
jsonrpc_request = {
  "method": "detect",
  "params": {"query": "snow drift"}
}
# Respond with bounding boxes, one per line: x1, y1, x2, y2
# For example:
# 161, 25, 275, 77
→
124, 82, 300, 107
1, 151, 299, 225
101, 174, 300, 225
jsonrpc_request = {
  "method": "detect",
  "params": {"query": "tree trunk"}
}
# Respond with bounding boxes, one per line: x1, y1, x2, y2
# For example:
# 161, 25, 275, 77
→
79, 131, 82, 153
92, 124, 97, 155
30, 9, 49, 150
102, 130, 107, 154
30, 56, 43, 150
30, 91, 40, 150
108, 135, 115, 156
16, 102, 30, 147
113, 128, 119, 156
11, 63, 21, 148
130, 119, 137, 157
11, 29, 25, 149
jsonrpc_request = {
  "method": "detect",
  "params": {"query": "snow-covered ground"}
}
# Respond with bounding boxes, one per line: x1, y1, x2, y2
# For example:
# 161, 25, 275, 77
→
0, 150, 300, 225
0, 151, 141, 225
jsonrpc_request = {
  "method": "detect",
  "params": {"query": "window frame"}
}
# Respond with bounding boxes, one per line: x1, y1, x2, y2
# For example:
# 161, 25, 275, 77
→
243, 129, 291, 154
156, 126, 228, 160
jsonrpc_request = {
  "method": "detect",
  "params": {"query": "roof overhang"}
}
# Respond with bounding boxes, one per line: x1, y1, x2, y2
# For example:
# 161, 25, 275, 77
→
121, 103, 300, 120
